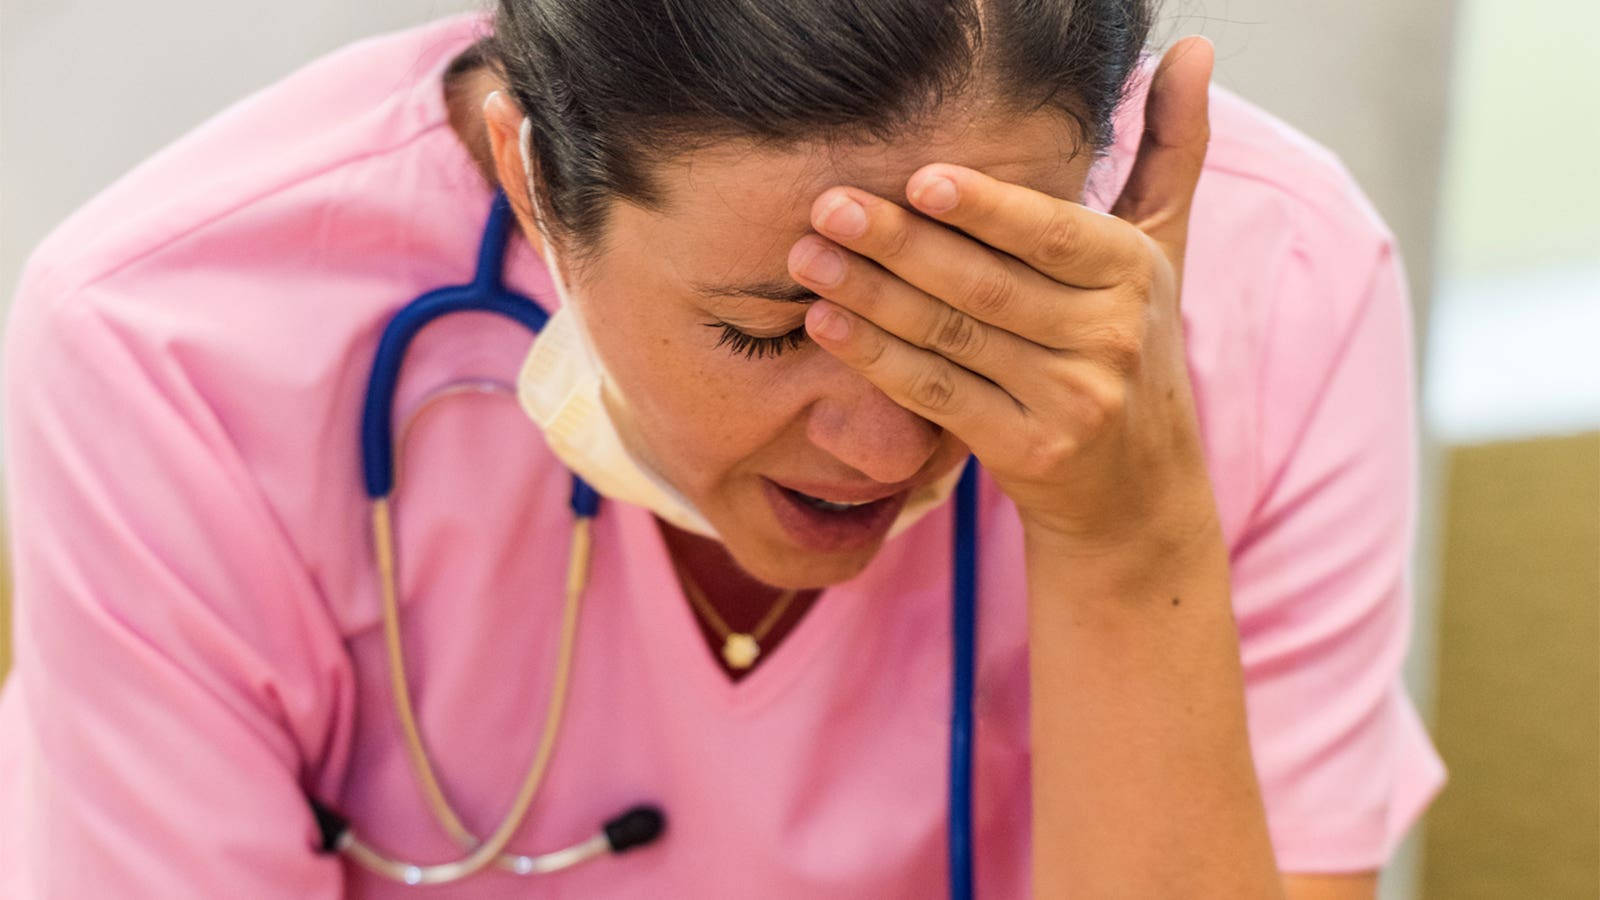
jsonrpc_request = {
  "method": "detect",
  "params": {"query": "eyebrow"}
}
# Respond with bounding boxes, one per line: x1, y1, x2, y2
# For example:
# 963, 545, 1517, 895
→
691, 278, 822, 304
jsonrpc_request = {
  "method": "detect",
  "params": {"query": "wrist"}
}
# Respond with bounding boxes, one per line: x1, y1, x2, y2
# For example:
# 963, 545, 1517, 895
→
1020, 498, 1229, 600
1020, 476, 1223, 554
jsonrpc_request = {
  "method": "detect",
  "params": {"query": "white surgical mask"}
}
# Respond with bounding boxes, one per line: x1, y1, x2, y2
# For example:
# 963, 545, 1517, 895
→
511, 114, 964, 543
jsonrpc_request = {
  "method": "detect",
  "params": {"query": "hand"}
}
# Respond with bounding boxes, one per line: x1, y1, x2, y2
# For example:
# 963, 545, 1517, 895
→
789, 37, 1220, 560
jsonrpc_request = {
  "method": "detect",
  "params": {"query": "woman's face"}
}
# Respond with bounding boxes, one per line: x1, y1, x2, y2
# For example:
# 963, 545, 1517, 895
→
504, 109, 1095, 588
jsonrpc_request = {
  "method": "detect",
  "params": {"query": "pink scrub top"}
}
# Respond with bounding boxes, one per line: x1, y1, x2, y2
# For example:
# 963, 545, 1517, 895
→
0, 12, 1446, 898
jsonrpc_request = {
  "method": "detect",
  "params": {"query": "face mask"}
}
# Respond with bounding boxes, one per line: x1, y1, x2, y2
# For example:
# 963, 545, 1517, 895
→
511, 115, 964, 544
514, 117, 719, 537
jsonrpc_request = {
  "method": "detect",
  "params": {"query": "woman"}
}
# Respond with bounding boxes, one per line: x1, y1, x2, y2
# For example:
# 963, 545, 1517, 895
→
0, 3, 1444, 897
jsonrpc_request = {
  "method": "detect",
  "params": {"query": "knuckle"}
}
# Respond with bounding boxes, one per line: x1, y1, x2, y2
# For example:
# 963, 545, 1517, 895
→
1121, 260, 1155, 300
1033, 212, 1080, 269
1035, 315, 1078, 350
1020, 429, 1075, 480
847, 271, 883, 315
855, 327, 890, 369
1073, 376, 1127, 434
1084, 318, 1147, 377
1104, 331, 1145, 377
907, 361, 958, 413
877, 218, 913, 260
963, 266, 1016, 319
926, 305, 986, 360
1119, 235, 1163, 296
1093, 381, 1128, 425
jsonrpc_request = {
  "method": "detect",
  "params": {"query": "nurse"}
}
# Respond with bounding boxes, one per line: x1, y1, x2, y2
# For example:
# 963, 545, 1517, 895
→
0, 3, 1444, 898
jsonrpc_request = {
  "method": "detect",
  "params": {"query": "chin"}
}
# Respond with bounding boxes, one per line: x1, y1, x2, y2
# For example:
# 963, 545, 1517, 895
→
727, 530, 884, 590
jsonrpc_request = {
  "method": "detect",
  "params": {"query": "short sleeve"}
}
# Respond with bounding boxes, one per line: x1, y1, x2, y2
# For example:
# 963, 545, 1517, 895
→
0, 262, 352, 897
1228, 235, 1448, 873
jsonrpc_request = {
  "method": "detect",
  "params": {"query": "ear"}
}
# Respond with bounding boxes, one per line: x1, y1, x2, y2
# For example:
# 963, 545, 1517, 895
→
482, 89, 549, 264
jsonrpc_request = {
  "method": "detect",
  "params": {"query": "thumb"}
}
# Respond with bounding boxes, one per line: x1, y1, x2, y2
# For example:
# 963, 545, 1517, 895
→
1110, 36, 1214, 256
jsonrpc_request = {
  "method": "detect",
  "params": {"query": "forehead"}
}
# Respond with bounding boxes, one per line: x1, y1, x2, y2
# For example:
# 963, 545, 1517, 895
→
604, 107, 1093, 283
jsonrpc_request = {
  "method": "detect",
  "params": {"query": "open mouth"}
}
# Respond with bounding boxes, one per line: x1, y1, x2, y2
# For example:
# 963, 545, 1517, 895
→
761, 478, 908, 553
786, 490, 881, 513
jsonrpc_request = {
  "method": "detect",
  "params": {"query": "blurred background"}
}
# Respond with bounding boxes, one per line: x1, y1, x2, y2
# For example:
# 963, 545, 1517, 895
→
1, 1, 1596, 896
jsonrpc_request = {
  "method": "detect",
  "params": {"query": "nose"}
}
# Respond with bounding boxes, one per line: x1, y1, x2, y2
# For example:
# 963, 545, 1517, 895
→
804, 371, 942, 485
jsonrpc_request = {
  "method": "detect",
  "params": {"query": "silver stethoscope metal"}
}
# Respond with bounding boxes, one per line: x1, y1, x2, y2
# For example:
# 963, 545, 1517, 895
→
305, 191, 982, 897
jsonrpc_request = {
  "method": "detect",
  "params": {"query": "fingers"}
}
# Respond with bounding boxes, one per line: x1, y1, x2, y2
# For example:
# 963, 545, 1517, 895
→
802, 299, 1023, 457
806, 189, 1126, 345
788, 233, 1063, 400
902, 165, 1143, 290
1109, 36, 1214, 253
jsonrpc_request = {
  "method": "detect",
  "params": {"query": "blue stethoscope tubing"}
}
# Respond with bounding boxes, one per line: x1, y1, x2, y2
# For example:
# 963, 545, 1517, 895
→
357, 190, 977, 897
950, 457, 978, 899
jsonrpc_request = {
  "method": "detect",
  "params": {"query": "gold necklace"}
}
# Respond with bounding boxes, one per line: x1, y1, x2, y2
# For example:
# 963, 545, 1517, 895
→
672, 558, 800, 670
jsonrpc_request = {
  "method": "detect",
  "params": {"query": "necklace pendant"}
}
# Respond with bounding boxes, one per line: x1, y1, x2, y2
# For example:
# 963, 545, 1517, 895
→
722, 633, 760, 670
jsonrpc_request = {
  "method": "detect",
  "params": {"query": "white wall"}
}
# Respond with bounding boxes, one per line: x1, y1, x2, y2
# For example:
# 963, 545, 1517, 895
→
0, 0, 482, 300
1424, 0, 1600, 445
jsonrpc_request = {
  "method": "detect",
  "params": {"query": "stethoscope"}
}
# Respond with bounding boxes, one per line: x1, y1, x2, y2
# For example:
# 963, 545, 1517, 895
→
306, 191, 981, 897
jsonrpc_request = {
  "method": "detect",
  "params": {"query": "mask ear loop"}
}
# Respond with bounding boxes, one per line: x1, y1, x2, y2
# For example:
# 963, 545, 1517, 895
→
519, 114, 564, 285
519, 112, 591, 328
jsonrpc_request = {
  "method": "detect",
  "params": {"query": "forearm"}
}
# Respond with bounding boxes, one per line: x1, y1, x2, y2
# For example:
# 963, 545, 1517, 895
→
1025, 517, 1283, 897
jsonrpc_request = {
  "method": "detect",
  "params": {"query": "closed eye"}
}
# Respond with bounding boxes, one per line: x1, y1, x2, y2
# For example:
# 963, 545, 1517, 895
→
705, 321, 810, 359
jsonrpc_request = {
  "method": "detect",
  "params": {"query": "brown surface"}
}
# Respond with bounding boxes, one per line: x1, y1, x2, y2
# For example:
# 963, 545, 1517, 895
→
1422, 432, 1600, 898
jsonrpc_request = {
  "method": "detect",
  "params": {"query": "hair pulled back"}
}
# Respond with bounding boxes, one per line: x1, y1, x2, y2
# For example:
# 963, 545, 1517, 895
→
480, 0, 1156, 263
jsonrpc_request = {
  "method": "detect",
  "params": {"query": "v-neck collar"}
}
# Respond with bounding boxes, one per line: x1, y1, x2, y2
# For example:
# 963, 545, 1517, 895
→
609, 497, 920, 712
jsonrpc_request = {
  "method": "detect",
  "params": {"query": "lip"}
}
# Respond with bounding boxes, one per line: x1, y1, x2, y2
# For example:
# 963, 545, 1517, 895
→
766, 477, 913, 505
761, 477, 908, 553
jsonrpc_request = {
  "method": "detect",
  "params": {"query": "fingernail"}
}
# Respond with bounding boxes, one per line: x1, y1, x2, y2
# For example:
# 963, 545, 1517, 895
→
797, 244, 844, 285
912, 176, 958, 213
819, 196, 867, 238
807, 303, 850, 341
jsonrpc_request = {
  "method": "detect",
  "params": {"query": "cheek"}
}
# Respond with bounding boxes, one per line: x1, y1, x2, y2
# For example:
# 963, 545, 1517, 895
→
587, 309, 806, 475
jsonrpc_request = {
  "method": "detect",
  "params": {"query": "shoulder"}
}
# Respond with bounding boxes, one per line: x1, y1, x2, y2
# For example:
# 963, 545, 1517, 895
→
17, 12, 491, 307
1198, 83, 1393, 242
6, 12, 503, 422
2, 13, 548, 603
1189, 83, 1399, 349
1182, 82, 1404, 416
1112, 78, 1398, 300
1098, 74, 1407, 545
1100, 74, 1398, 308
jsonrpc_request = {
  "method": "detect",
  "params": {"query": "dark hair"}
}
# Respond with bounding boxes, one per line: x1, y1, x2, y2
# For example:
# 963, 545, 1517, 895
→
481, 0, 1156, 267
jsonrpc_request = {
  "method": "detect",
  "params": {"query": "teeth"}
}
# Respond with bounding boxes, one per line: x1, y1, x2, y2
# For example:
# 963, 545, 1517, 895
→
797, 492, 873, 512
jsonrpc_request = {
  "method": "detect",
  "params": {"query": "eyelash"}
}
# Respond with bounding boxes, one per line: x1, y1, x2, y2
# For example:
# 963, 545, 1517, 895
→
705, 322, 810, 360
